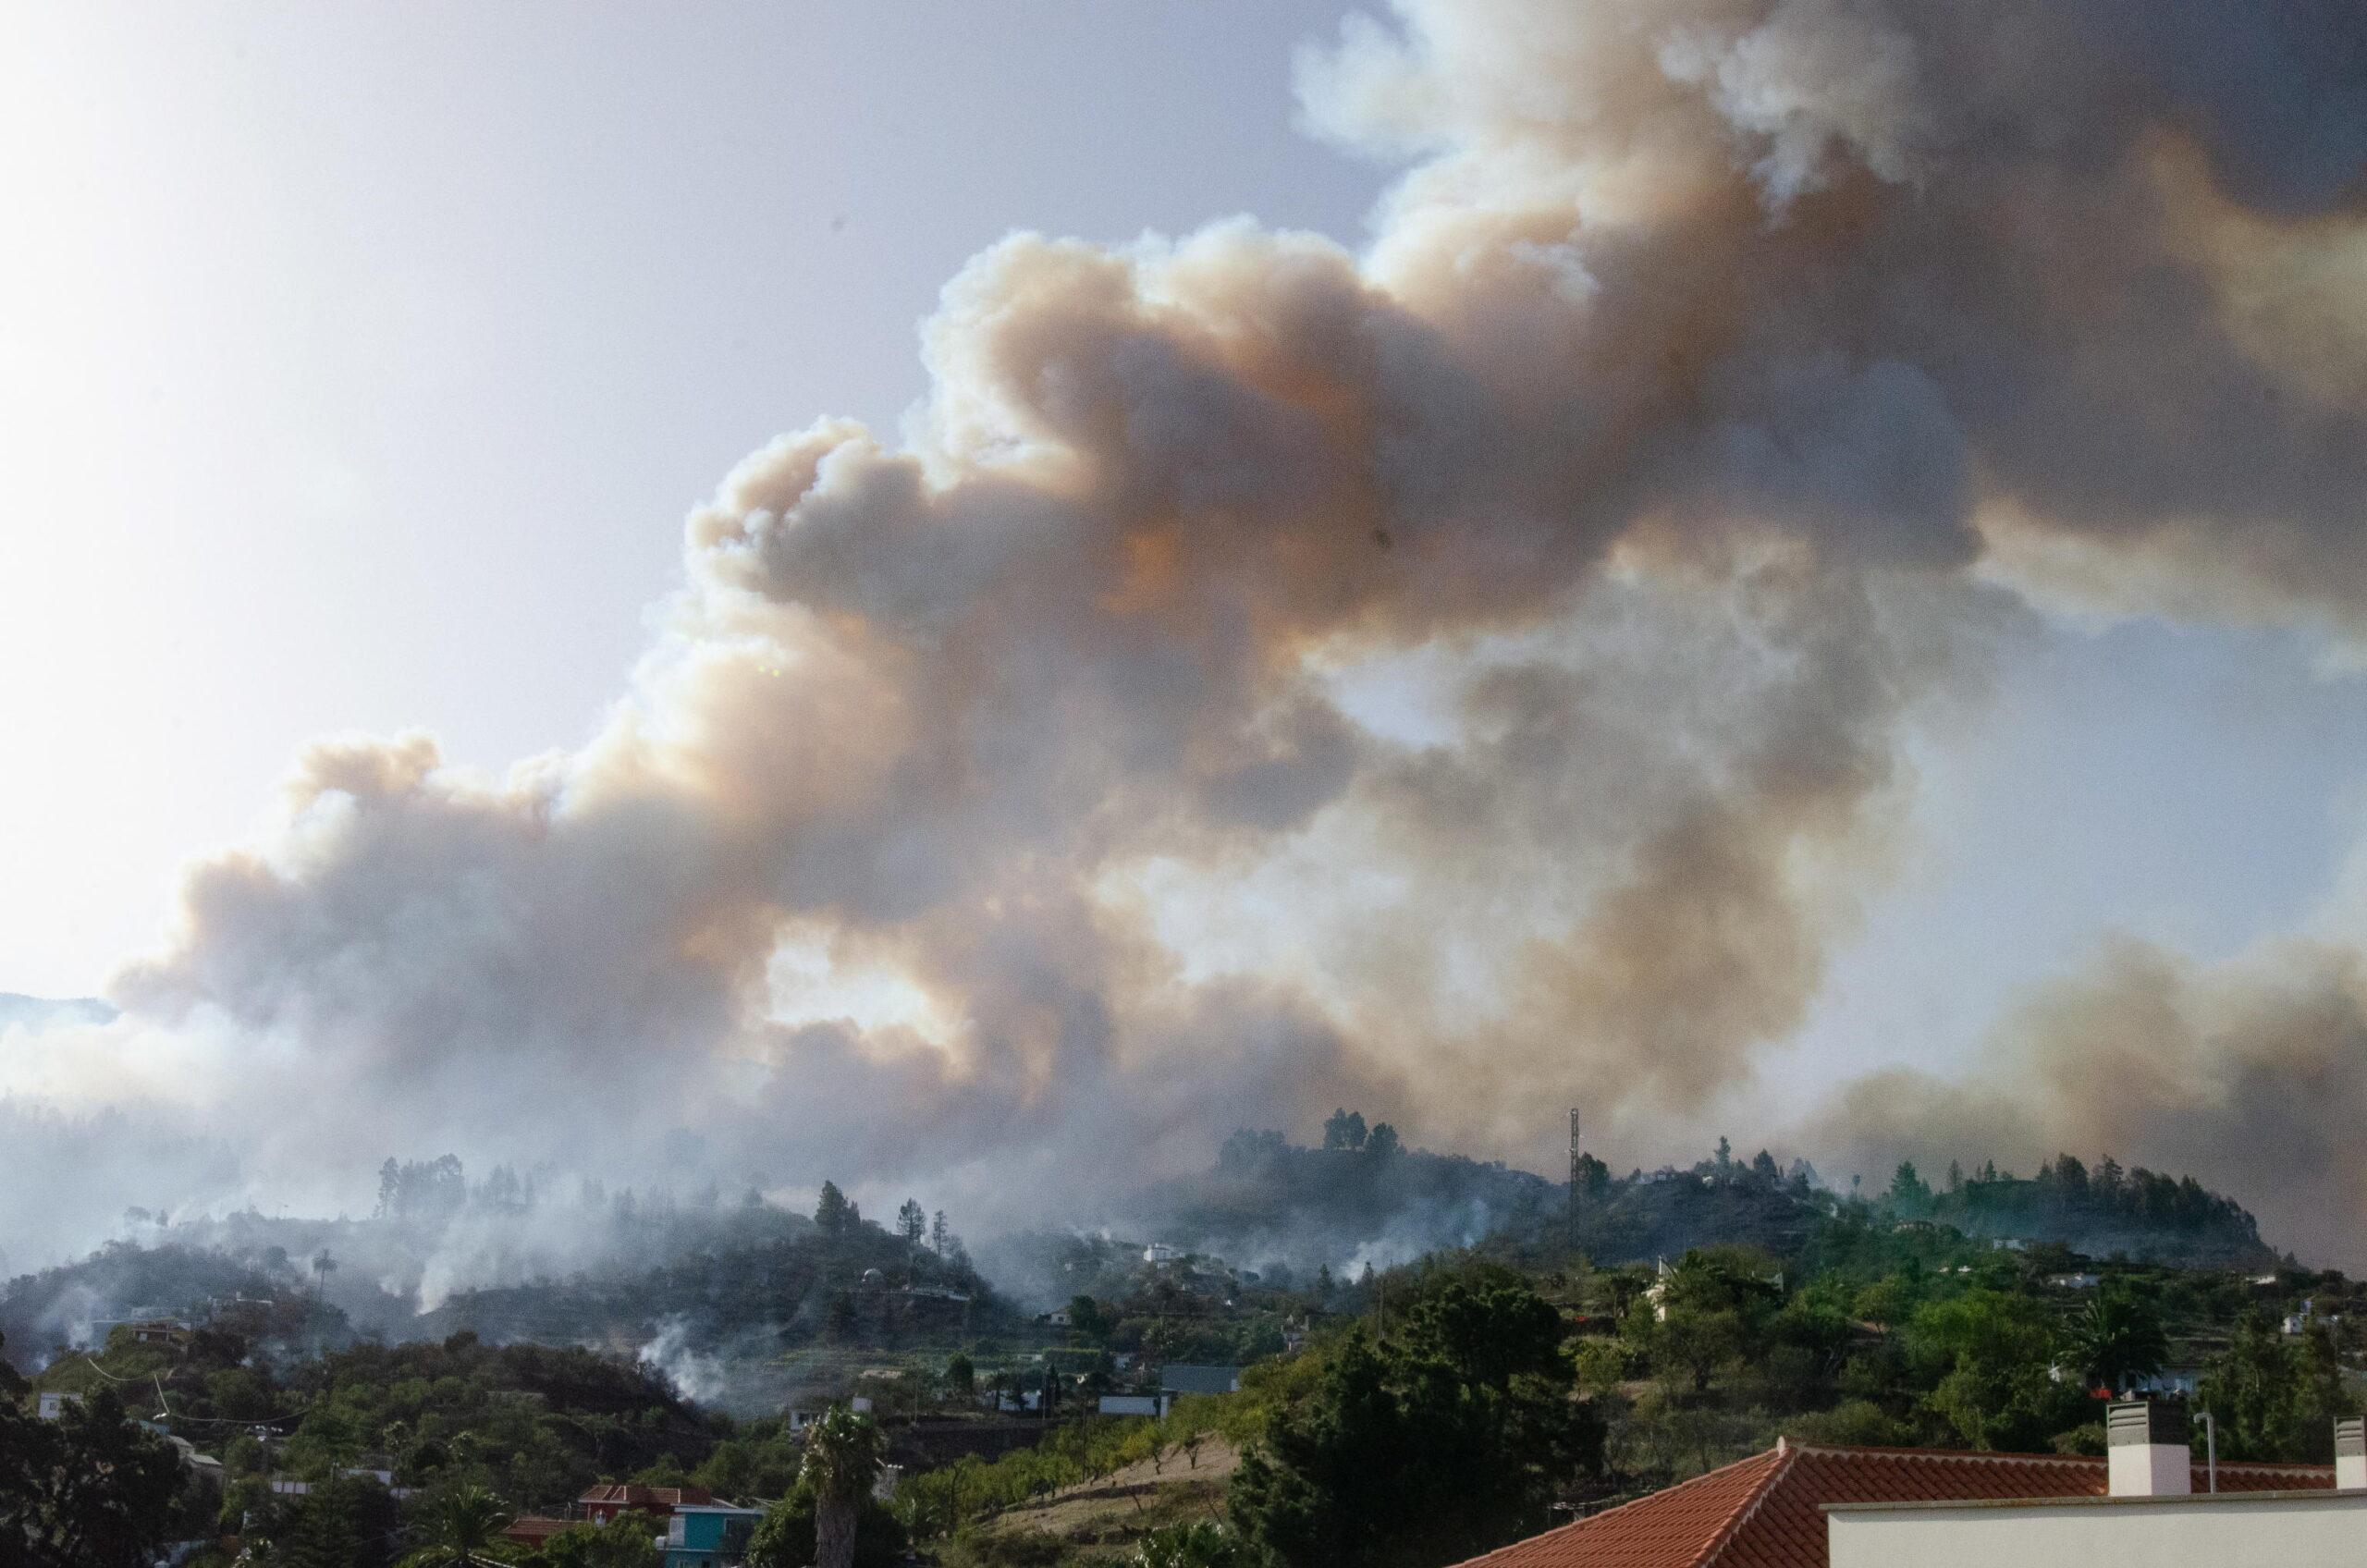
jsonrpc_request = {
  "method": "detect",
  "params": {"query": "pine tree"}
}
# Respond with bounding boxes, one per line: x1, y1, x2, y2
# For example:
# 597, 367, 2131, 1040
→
1322, 1109, 1368, 1150
815, 1181, 852, 1235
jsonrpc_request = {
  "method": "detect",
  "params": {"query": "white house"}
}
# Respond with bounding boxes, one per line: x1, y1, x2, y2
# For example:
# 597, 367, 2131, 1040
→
1444, 1401, 2340, 1568
1827, 1407, 2365, 1568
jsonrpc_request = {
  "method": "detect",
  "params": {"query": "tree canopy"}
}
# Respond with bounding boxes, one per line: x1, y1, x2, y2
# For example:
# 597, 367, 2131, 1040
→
1231, 1269, 1601, 1568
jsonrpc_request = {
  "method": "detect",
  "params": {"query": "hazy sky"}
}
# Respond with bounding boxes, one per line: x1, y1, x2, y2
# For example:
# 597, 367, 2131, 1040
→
1, 0, 1375, 994
7, 0, 2367, 1194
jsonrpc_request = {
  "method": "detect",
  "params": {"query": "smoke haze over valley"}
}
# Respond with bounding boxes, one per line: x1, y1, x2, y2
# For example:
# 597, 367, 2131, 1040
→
8, 0, 2367, 1289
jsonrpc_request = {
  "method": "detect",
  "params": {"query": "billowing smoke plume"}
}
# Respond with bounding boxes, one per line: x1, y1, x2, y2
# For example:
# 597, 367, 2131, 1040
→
9, 0, 2367, 1267
1809, 931, 2367, 1270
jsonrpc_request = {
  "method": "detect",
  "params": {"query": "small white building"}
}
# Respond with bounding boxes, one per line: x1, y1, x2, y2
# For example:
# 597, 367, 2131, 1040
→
1828, 1407, 2367, 1568
1453, 1403, 2338, 1568
35, 1391, 80, 1421
1831, 1488, 2367, 1567
786, 1397, 872, 1430
2282, 1298, 2342, 1336
2124, 1365, 2203, 1398
156, 1435, 227, 1488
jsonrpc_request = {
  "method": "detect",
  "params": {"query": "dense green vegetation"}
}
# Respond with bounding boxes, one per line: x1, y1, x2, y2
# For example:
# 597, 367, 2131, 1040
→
1883, 1154, 2270, 1267
1229, 1270, 1600, 1568
897, 1396, 1234, 1539
0, 1357, 210, 1568
1137, 1122, 2275, 1290
1, 1133, 2350, 1567
908, 1198, 2364, 1566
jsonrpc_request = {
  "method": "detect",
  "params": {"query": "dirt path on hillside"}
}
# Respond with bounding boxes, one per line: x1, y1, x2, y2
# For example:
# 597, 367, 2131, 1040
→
984, 1439, 1241, 1539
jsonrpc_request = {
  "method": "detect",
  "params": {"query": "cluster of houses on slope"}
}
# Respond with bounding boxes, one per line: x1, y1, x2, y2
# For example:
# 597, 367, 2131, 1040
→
2285, 1293, 2346, 1338
975, 1358, 1245, 1418
503, 1483, 766, 1568
503, 1467, 908, 1568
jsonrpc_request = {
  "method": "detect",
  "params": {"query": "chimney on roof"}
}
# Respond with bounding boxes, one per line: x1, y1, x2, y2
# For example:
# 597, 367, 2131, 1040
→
2336, 1418, 2366, 1490
2107, 1399, 2191, 1498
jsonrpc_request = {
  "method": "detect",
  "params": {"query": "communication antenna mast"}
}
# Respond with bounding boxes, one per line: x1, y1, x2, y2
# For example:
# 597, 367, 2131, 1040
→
1567, 1108, 1582, 1249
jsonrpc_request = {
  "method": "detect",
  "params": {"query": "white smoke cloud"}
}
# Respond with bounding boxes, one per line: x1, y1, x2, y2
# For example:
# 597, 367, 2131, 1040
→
6, 0, 2367, 1270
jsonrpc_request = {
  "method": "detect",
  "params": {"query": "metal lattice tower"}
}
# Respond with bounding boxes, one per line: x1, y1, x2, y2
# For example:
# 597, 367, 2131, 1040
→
1567, 1107, 1581, 1247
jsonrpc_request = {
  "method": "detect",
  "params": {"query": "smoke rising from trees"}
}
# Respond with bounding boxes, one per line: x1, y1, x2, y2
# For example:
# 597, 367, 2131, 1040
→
7, 0, 2367, 1267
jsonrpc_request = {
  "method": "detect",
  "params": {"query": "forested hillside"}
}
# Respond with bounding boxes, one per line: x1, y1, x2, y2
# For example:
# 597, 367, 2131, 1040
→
1882, 1154, 2271, 1267
0, 1136, 2340, 1568
1134, 1118, 2276, 1280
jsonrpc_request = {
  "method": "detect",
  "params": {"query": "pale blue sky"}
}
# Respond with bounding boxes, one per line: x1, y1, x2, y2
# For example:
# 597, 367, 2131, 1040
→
1775, 618, 2367, 1113
1, 0, 1377, 993
5, 0, 2363, 1116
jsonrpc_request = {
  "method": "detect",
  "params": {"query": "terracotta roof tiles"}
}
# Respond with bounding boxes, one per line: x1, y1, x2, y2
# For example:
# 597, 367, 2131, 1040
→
577, 1481, 719, 1513
1446, 1442, 2334, 1568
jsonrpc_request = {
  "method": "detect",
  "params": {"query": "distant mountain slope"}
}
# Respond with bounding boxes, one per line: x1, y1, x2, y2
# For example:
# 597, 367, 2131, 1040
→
1876, 1154, 2275, 1268
1131, 1125, 1564, 1273
419, 1210, 1013, 1360
0, 993, 117, 1032
1133, 1124, 2282, 1274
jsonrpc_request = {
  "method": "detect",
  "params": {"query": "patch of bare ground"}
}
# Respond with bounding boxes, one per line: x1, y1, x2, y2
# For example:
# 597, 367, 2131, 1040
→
981, 1439, 1241, 1554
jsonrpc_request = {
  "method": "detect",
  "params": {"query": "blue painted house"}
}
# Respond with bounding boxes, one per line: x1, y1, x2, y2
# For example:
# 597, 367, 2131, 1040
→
663, 1502, 765, 1567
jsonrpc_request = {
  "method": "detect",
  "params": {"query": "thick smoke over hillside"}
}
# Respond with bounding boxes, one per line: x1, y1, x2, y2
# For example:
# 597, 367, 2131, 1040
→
1810, 932, 2367, 1269
8, 0, 2367, 1268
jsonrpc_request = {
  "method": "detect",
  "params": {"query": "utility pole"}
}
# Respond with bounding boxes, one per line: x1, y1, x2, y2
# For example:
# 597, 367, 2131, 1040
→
1567, 1108, 1582, 1251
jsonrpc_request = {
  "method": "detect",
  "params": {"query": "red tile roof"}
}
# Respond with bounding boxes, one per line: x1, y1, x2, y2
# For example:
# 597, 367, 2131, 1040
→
500, 1515, 574, 1543
1448, 1442, 2334, 1568
577, 1482, 719, 1514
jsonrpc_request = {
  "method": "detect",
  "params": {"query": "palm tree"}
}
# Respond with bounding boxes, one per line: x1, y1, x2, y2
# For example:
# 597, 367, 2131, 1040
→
2066, 1286, 2169, 1394
401, 1484, 514, 1567
801, 1404, 885, 1568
